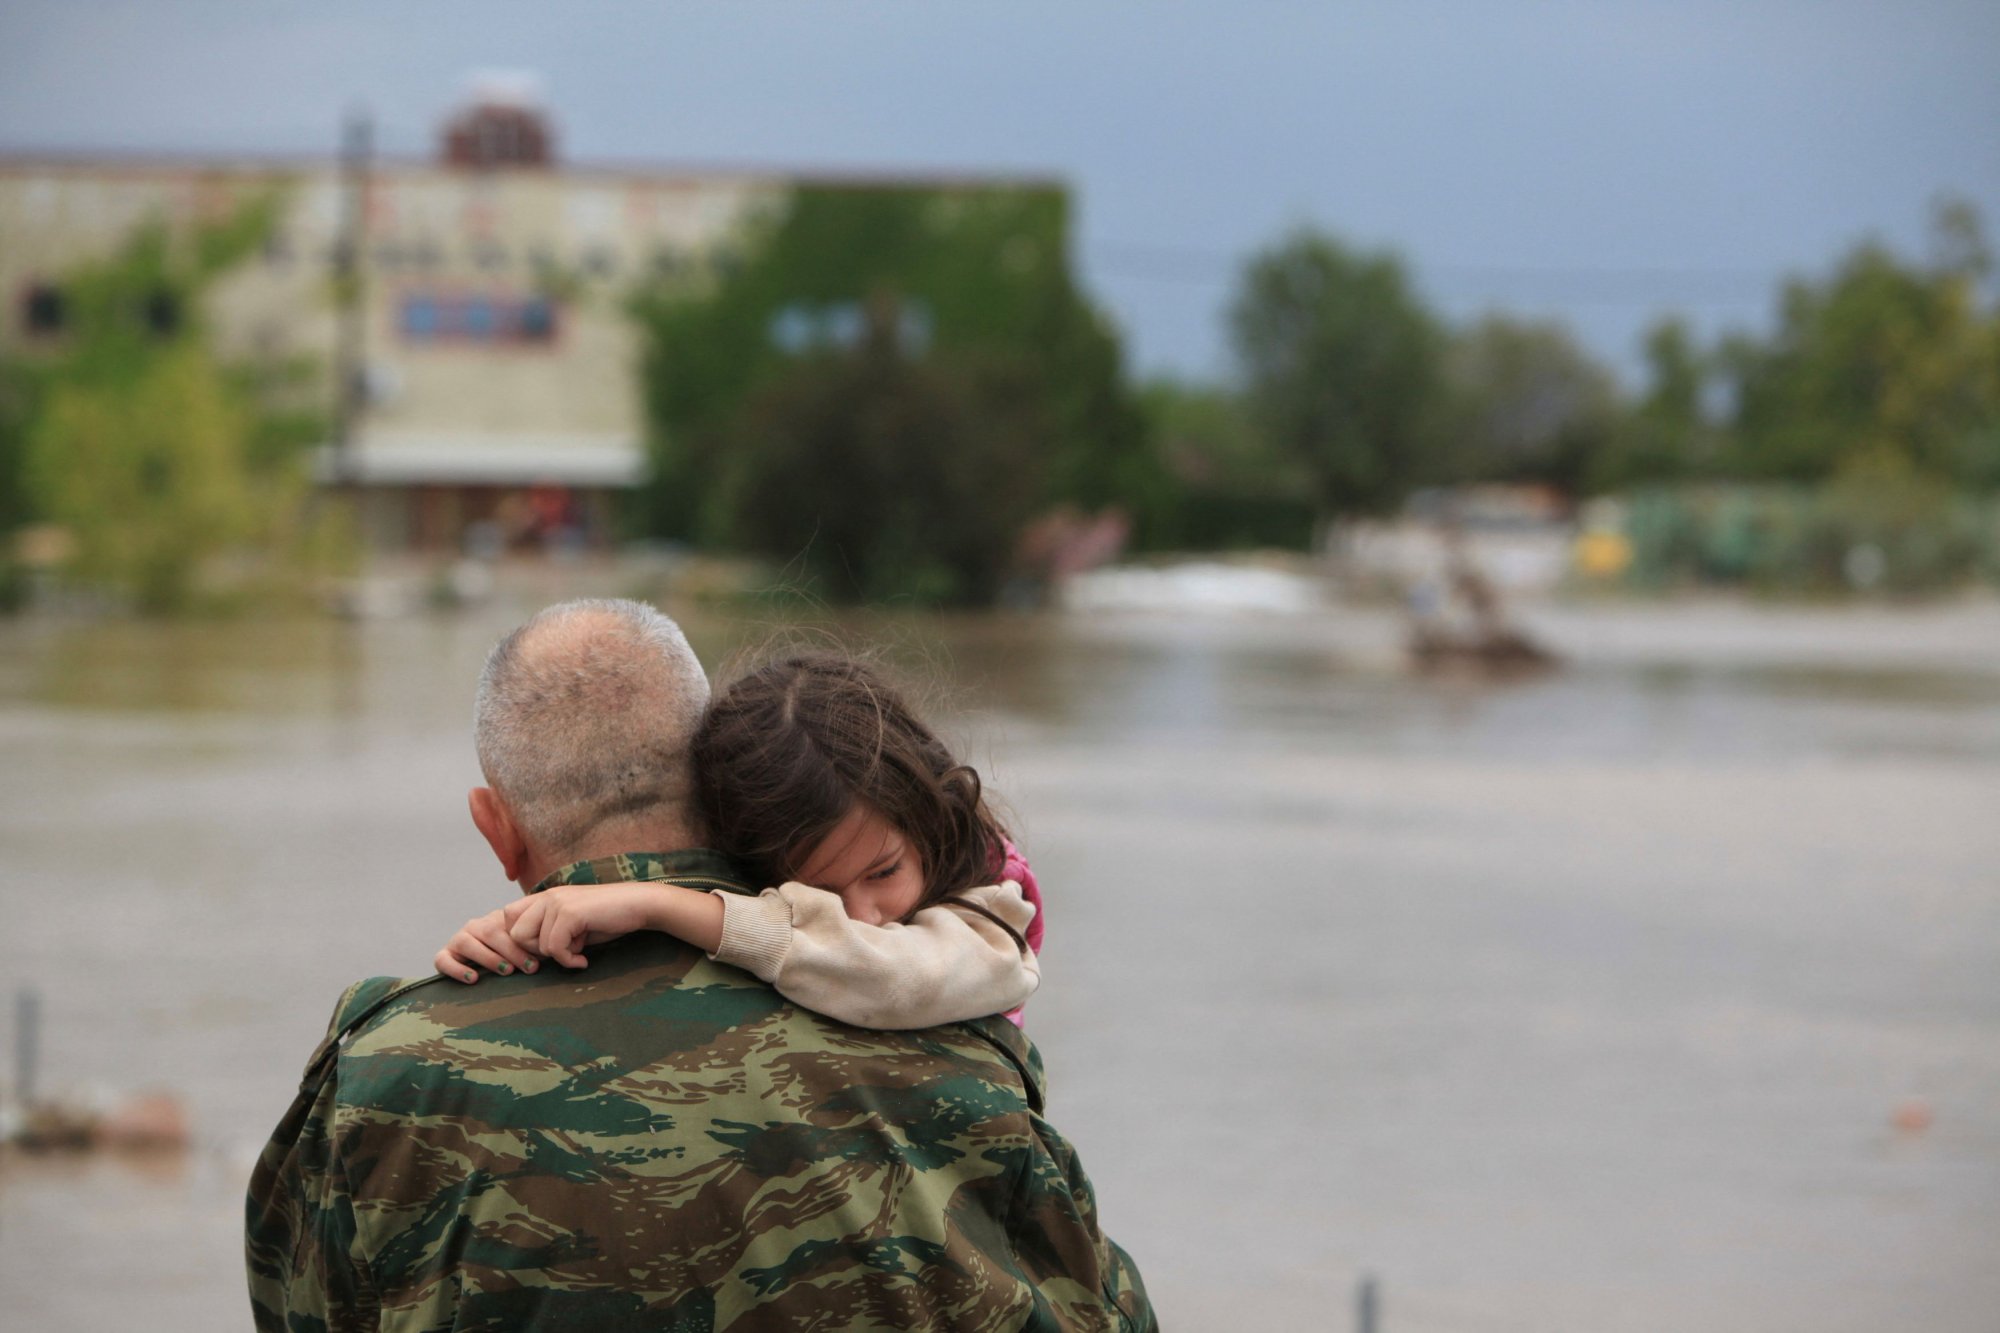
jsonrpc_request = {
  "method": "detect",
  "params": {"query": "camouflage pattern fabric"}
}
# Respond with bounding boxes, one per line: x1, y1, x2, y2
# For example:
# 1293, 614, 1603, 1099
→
246, 849, 1154, 1332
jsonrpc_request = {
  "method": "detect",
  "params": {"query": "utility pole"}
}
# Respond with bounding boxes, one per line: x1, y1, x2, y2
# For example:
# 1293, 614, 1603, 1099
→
14, 988, 39, 1108
330, 107, 373, 484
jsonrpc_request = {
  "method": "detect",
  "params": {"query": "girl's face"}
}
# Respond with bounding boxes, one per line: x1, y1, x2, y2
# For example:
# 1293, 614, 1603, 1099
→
791, 802, 927, 925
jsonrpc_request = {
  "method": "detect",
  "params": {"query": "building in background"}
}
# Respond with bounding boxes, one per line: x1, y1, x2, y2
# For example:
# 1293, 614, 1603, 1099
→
0, 78, 785, 552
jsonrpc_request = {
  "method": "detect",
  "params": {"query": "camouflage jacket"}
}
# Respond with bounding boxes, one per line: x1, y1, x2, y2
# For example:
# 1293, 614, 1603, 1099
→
245, 849, 1154, 1332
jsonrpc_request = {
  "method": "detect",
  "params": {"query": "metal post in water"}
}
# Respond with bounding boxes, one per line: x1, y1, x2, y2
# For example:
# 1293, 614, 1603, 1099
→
1356, 1273, 1379, 1333
15, 987, 39, 1107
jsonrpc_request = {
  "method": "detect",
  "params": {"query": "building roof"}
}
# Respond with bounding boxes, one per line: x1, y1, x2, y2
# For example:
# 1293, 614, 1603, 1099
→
0, 147, 1065, 193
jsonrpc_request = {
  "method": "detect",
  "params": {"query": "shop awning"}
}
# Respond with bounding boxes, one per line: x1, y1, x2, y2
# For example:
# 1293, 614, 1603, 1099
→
312, 433, 647, 487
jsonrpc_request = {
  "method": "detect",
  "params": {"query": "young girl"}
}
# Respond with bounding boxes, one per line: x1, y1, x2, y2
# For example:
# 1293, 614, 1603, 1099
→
435, 652, 1046, 1029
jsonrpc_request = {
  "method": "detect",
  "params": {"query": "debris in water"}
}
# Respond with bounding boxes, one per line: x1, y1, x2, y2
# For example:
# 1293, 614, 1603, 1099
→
1891, 1098, 1934, 1134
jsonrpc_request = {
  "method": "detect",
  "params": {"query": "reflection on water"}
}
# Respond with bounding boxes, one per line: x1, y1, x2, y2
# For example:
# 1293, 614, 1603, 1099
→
0, 618, 367, 715
1, 595, 1997, 1331
944, 603, 2000, 763
5, 601, 1997, 762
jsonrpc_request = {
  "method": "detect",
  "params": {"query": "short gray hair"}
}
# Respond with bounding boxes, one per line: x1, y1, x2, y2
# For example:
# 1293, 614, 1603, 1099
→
474, 599, 710, 856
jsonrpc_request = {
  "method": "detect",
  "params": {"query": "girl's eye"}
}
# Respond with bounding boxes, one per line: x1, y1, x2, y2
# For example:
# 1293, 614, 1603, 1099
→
867, 861, 901, 881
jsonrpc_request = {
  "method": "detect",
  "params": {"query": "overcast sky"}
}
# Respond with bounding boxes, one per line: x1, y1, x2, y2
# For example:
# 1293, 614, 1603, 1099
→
3, 0, 1995, 385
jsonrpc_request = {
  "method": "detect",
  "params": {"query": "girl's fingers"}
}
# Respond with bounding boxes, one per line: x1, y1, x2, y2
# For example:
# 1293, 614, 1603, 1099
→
541, 908, 589, 969
449, 932, 514, 980
508, 899, 547, 949
468, 916, 538, 975
434, 944, 481, 985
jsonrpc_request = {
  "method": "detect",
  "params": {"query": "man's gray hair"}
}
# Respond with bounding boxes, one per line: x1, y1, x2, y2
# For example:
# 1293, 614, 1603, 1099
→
474, 598, 710, 856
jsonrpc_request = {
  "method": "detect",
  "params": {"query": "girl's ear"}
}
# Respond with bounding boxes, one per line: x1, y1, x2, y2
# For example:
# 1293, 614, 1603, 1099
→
469, 786, 530, 884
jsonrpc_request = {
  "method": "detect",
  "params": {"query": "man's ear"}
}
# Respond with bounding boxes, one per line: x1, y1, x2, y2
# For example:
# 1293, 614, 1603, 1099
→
469, 786, 529, 886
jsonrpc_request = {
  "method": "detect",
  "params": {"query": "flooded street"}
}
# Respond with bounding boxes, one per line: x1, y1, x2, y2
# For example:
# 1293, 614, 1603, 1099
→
2, 593, 1997, 1331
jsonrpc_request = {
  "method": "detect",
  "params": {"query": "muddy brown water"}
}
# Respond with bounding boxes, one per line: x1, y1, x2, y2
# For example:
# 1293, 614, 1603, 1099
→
1, 594, 1996, 1331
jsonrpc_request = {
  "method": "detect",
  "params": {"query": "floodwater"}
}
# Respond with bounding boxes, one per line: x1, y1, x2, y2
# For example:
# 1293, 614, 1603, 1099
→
1, 588, 1997, 1332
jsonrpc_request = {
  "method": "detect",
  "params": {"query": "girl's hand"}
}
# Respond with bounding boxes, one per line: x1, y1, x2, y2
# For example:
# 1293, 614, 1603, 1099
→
502, 883, 671, 969
434, 907, 542, 984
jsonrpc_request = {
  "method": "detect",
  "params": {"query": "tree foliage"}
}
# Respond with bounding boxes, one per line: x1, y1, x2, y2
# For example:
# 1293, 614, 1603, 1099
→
1728, 246, 1997, 481
1640, 197, 2000, 488
1599, 317, 1718, 489
29, 348, 268, 609
714, 311, 1047, 605
1438, 316, 1623, 493
1229, 230, 1445, 517
1603, 202, 2000, 592
6, 196, 326, 610
1135, 379, 1315, 548
0, 357, 40, 534
632, 184, 1153, 569
1217, 201, 2000, 524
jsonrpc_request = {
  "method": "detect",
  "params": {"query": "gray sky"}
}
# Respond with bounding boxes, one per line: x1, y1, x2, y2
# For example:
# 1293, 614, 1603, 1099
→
3, 0, 1995, 385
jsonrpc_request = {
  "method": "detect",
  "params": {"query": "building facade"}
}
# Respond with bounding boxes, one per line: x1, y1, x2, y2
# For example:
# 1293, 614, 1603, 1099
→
0, 96, 784, 552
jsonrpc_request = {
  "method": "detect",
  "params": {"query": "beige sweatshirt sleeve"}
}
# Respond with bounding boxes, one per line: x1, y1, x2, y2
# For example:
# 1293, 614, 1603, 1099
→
711, 881, 1041, 1029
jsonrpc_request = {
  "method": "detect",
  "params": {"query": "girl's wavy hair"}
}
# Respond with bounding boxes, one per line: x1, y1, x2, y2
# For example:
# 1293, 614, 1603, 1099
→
694, 651, 1005, 915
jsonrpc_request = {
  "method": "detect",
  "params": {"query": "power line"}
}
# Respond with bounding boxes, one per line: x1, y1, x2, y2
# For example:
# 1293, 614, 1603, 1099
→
1084, 239, 1781, 304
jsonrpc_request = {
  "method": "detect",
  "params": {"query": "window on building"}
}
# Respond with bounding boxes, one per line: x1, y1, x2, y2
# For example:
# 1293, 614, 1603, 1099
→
22, 283, 66, 336
769, 305, 813, 354
764, 298, 934, 356
401, 294, 442, 340
398, 291, 558, 346
463, 297, 496, 339
519, 298, 556, 342
822, 303, 864, 348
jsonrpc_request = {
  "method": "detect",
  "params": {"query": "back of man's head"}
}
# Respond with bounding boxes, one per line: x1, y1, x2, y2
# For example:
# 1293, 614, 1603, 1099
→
474, 598, 708, 862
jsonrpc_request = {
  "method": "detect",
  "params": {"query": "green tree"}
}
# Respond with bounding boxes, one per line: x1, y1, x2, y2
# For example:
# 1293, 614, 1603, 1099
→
710, 308, 1046, 605
0, 355, 42, 534
633, 184, 1153, 558
1229, 229, 1445, 519
9, 197, 325, 610
28, 348, 265, 609
1603, 316, 1718, 488
1438, 315, 1623, 494
1724, 198, 2000, 485
1136, 378, 1315, 549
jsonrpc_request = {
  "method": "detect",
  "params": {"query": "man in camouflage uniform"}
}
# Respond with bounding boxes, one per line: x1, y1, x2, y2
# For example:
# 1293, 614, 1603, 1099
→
245, 599, 1153, 1331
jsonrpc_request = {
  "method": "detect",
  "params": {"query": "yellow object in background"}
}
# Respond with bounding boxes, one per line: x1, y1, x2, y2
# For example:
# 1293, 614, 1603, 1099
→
1574, 527, 1633, 580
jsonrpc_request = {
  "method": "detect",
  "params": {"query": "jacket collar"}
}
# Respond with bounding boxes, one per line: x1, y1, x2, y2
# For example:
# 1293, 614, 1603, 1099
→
531, 848, 756, 896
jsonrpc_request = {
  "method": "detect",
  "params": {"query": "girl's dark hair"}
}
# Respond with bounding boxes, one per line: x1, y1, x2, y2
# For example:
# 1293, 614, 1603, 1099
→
694, 652, 1005, 915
